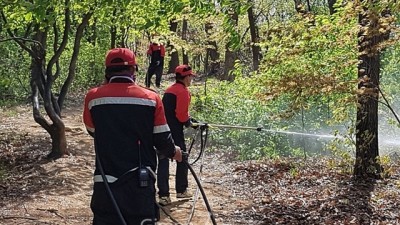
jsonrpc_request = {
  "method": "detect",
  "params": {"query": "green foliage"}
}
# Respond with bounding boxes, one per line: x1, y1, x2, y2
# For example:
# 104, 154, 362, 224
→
54, 41, 106, 91
0, 0, 399, 162
377, 155, 397, 178
191, 76, 332, 160
0, 42, 31, 105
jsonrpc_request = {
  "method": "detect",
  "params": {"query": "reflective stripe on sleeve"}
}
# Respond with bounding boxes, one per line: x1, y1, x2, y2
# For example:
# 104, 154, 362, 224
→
85, 126, 95, 133
153, 124, 170, 134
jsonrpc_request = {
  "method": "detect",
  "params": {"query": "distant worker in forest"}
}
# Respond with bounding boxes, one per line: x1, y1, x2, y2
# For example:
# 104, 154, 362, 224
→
145, 40, 165, 88
83, 47, 182, 225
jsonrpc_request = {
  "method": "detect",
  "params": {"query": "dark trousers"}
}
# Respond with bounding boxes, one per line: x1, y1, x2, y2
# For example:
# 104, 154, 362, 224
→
91, 171, 159, 225
146, 65, 163, 88
157, 133, 188, 197
157, 157, 188, 197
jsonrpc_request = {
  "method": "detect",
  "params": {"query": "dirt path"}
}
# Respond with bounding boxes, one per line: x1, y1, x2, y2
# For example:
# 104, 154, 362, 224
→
3, 105, 399, 225
0, 106, 253, 225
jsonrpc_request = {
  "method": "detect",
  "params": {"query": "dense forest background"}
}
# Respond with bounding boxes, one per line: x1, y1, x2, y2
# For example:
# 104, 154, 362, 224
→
1, 0, 399, 179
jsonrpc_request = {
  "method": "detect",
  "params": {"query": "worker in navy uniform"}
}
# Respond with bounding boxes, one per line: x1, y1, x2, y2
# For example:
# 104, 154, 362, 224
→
83, 48, 182, 225
157, 64, 197, 206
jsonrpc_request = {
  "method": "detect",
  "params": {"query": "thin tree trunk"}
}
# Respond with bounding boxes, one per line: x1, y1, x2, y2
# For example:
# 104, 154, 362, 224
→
222, 6, 238, 81
168, 20, 179, 73
110, 9, 117, 48
247, 0, 260, 71
182, 19, 189, 65
205, 22, 220, 75
328, 0, 337, 15
58, 12, 92, 108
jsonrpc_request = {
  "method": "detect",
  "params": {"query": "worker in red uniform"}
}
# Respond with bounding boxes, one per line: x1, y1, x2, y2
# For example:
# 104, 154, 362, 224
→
157, 64, 197, 206
83, 48, 182, 225
145, 41, 165, 88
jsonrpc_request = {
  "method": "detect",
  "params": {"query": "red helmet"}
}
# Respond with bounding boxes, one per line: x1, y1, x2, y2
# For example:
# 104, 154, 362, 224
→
175, 65, 196, 77
105, 48, 136, 67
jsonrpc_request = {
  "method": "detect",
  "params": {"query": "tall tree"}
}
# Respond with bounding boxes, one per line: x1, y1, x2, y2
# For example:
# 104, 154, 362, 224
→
182, 18, 189, 65
247, 0, 260, 71
204, 21, 220, 75
328, 0, 337, 15
167, 20, 180, 73
354, 1, 392, 178
222, 2, 239, 81
1, 0, 93, 159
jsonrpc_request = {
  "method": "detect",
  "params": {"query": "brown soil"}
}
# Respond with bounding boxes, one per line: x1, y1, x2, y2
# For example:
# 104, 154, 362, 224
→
1, 104, 400, 225
0, 105, 253, 225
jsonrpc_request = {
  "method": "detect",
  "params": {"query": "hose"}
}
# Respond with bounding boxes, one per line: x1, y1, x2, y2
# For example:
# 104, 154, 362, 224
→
158, 124, 217, 225
185, 124, 217, 225
184, 160, 217, 225
189, 126, 209, 165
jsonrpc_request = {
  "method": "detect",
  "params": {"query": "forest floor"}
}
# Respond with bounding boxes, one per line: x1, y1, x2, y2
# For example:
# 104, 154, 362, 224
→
1, 102, 400, 225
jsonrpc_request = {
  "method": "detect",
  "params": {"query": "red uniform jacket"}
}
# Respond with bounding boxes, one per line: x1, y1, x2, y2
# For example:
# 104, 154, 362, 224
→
162, 81, 191, 151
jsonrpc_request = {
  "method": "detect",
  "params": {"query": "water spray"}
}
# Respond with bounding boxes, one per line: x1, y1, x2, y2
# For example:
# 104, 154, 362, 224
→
194, 123, 336, 139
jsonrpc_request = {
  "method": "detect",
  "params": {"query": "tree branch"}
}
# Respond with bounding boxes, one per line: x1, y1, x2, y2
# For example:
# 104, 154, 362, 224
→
46, 0, 70, 78
0, 11, 39, 58
58, 9, 93, 109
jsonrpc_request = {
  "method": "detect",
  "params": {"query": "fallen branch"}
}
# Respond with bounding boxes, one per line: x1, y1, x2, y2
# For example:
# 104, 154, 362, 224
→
0, 215, 38, 220
36, 208, 64, 219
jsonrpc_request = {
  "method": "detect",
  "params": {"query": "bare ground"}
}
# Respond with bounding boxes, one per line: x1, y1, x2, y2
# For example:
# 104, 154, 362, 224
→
1, 105, 400, 225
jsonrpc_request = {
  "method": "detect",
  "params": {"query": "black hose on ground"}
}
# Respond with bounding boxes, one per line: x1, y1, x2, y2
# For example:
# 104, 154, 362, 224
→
184, 158, 217, 225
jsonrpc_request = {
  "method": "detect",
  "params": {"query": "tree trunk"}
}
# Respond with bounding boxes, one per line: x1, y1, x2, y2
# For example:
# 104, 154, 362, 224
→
30, 50, 68, 159
247, 0, 260, 71
205, 22, 220, 75
58, 12, 92, 108
223, 47, 236, 81
182, 19, 189, 65
222, 7, 238, 81
168, 20, 179, 73
110, 9, 117, 48
110, 25, 116, 49
47, 124, 67, 159
328, 0, 337, 15
3, 1, 92, 159
354, 2, 390, 179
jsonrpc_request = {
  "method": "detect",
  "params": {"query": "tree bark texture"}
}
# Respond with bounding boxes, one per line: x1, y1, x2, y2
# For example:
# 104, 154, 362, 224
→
247, 0, 260, 71
354, 2, 391, 178
328, 0, 337, 15
168, 20, 180, 73
182, 19, 189, 65
222, 7, 238, 81
205, 22, 220, 75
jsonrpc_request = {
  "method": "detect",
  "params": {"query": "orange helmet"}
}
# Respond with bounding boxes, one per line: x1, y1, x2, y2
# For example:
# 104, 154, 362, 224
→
105, 48, 136, 67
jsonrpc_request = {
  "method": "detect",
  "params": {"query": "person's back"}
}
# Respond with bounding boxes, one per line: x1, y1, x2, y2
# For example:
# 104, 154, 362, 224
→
86, 83, 163, 174
83, 48, 182, 225
163, 82, 189, 138
148, 43, 164, 66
